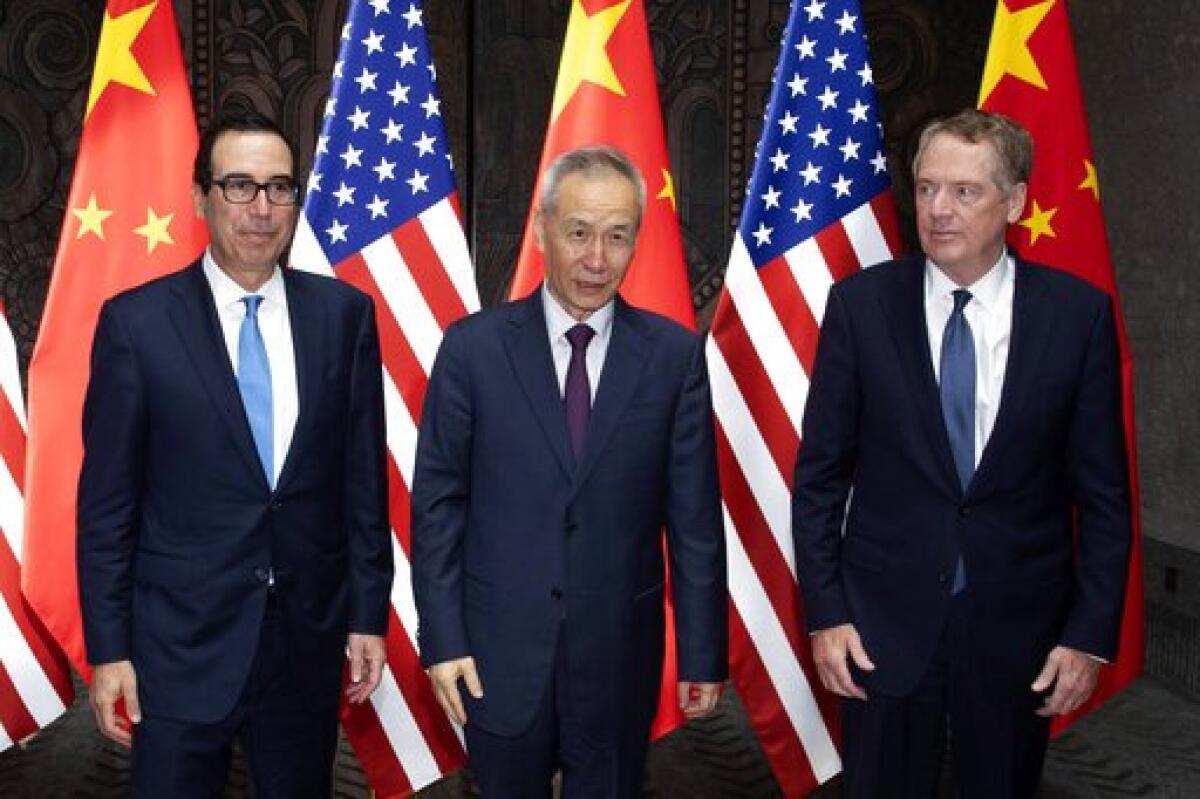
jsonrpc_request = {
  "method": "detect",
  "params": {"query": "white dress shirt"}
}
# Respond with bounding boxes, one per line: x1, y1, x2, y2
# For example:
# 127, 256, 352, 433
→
542, 283, 614, 404
203, 252, 299, 484
925, 252, 1015, 466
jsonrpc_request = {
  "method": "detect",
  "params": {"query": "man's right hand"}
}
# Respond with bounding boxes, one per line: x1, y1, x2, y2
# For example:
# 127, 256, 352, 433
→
90, 660, 141, 747
812, 623, 875, 700
427, 656, 483, 725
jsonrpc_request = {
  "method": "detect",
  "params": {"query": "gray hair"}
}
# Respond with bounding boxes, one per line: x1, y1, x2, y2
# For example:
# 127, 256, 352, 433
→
537, 146, 647, 223
913, 108, 1033, 193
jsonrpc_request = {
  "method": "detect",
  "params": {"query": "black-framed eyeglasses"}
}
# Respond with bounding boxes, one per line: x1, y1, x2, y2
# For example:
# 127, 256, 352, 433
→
211, 176, 300, 206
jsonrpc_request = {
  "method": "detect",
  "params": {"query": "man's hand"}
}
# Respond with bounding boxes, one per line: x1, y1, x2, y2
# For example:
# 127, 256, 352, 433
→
90, 660, 141, 747
678, 681, 722, 719
346, 633, 386, 704
812, 623, 874, 700
428, 656, 483, 725
1031, 645, 1101, 717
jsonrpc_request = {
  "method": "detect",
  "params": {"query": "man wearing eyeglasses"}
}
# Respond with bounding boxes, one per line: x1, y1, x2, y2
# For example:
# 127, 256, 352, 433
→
76, 107, 393, 798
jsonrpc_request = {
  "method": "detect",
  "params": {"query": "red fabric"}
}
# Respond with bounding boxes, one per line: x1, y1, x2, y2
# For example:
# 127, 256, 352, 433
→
23, 0, 208, 676
979, 0, 1144, 733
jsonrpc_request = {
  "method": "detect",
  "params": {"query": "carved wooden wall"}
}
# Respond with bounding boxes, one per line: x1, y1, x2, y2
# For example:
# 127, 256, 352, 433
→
29, 0, 1200, 795
0, 1, 989, 377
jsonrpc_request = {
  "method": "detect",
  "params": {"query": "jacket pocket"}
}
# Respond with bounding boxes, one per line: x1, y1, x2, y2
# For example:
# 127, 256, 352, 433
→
464, 574, 492, 614
133, 550, 193, 588
632, 581, 665, 603
840, 536, 888, 574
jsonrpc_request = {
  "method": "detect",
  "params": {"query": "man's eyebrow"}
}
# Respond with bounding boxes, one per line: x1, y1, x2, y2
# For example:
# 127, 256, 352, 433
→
215, 171, 295, 180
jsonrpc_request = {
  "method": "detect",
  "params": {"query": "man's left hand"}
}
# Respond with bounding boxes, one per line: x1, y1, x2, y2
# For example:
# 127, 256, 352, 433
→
1031, 645, 1101, 717
346, 633, 386, 704
678, 681, 722, 719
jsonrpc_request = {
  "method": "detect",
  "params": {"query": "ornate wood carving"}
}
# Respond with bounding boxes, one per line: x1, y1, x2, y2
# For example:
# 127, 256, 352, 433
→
0, 2, 1044, 795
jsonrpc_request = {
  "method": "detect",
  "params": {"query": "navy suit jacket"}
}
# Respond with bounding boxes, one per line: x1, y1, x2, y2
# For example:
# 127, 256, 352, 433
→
411, 291, 728, 738
77, 261, 393, 724
793, 255, 1131, 697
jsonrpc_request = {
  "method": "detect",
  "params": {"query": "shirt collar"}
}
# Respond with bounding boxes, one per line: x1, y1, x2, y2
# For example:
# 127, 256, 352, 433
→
202, 249, 286, 310
924, 250, 1013, 312
541, 282, 614, 343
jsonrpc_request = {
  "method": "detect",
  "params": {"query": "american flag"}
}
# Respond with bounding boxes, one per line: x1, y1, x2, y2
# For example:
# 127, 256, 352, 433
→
0, 303, 72, 751
706, 0, 903, 793
289, 0, 476, 793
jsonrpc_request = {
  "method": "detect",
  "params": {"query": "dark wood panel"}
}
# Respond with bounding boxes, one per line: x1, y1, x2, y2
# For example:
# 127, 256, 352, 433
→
0, 2, 1082, 796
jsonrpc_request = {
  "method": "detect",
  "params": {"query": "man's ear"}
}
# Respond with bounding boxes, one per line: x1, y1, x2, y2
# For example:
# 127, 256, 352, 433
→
192, 183, 208, 219
1005, 182, 1028, 224
532, 210, 547, 253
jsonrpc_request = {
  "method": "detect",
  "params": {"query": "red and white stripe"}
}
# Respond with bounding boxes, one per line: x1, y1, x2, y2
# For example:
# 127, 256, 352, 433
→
0, 306, 72, 751
291, 195, 477, 795
707, 192, 902, 795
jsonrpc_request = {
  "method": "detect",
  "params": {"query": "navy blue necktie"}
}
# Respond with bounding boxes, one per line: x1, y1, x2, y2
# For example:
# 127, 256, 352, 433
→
238, 295, 274, 487
564, 323, 595, 459
940, 289, 974, 593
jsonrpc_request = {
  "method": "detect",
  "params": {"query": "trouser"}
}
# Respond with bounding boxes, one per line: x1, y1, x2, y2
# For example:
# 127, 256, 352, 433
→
131, 595, 340, 798
465, 628, 652, 798
841, 594, 1051, 798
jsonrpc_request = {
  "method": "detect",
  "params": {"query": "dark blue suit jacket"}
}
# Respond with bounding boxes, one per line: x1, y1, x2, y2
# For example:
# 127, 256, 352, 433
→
77, 261, 393, 724
793, 255, 1131, 697
411, 291, 728, 739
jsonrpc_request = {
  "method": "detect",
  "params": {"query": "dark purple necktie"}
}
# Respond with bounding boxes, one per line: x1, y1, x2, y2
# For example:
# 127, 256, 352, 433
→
564, 323, 595, 459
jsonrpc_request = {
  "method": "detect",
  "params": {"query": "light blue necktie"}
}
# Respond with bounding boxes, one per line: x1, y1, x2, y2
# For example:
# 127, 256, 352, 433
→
238, 295, 273, 487
940, 289, 974, 593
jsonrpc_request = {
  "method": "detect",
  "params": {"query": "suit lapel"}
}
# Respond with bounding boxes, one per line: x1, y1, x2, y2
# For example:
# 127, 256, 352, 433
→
274, 268, 321, 490
166, 262, 268, 489
973, 258, 1053, 488
504, 292, 575, 479
878, 257, 963, 493
573, 297, 651, 490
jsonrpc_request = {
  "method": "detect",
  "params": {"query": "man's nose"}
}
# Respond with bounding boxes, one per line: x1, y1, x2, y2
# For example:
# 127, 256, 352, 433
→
582, 236, 606, 269
928, 188, 953, 216
248, 188, 273, 215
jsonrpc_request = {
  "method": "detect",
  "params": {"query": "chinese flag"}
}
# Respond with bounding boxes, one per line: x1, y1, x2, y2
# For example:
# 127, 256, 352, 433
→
510, 0, 693, 736
511, 0, 693, 328
22, 0, 207, 674
979, 0, 1144, 731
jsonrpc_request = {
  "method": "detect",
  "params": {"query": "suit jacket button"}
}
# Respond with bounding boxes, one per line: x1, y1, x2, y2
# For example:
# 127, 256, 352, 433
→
254, 567, 269, 582
550, 588, 563, 600
957, 505, 970, 518
269, 502, 282, 512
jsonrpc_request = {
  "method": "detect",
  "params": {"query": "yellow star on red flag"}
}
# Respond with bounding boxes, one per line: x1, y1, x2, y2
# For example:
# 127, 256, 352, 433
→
551, 0, 632, 121
656, 169, 677, 211
133, 207, 175, 253
86, 1, 159, 118
978, 0, 1055, 105
1018, 199, 1057, 246
1078, 159, 1100, 201
72, 193, 113, 240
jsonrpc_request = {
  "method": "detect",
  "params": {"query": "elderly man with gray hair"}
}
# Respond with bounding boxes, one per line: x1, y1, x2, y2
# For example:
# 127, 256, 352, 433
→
792, 108, 1131, 796
411, 145, 728, 797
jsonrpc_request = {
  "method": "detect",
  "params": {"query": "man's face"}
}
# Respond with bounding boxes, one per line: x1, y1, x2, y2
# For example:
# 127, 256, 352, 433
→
914, 133, 1026, 284
534, 169, 640, 321
192, 130, 297, 288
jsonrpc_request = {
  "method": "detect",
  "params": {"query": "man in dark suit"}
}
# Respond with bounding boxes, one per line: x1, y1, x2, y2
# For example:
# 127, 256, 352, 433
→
411, 146, 728, 797
793, 109, 1131, 796
77, 108, 393, 797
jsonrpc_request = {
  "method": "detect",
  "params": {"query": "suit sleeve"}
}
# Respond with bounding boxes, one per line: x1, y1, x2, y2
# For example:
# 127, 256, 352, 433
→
410, 323, 474, 667
665, 335, 728, 683
77, 301, 148, 665
344, 294, 393, 635
792, 285, 860, 633
1060, 294, 1132, 659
